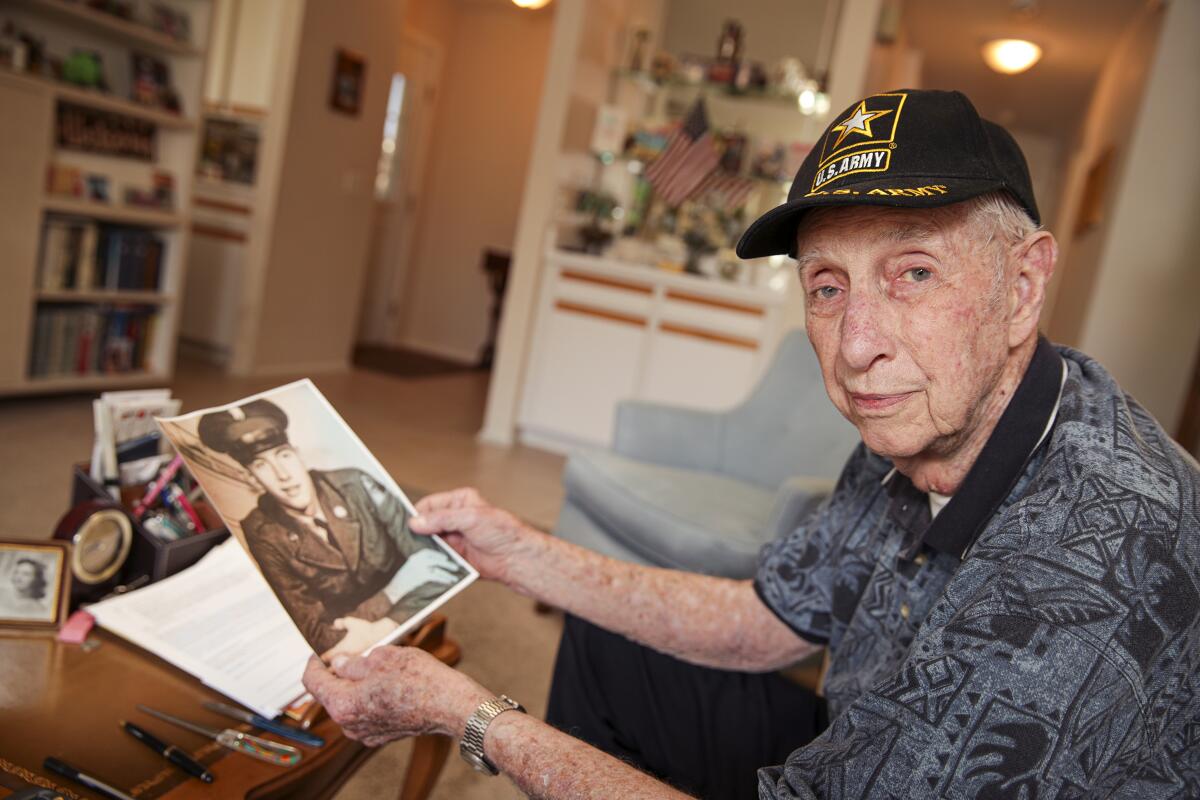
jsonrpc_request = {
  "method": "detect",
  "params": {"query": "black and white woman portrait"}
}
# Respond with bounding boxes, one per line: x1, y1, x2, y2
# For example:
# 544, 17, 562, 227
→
0, 543, 66, 625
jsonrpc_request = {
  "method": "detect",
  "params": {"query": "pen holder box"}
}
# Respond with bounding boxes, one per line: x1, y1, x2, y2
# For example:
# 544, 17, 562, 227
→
70, 463, 229, 585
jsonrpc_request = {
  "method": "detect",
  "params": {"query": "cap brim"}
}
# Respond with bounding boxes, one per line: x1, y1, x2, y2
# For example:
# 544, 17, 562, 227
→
735, 177, 1008, 259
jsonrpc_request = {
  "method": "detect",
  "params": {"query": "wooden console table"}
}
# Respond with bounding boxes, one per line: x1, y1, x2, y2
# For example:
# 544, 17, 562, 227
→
0, 616, 460, 800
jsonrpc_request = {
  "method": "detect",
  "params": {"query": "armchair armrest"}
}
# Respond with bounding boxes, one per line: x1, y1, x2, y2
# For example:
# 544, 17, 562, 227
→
763, 475, 837, 540
611, 400, 724, 472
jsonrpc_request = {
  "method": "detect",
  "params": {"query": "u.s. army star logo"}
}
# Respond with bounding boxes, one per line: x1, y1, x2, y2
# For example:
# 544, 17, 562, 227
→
830, 101, 893, 150
812, 92, 908, 192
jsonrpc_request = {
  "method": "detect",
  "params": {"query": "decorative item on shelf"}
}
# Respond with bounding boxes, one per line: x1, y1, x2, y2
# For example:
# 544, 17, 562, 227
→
710, 19, 743, 85
330, 48, 366, 115
62, 49, 108, 90
148, 3, 191, 43
590, 104, 628, 162
1, 19, 47, 74
86, 174, 111, 202
0, 540, 71, 630
715, 131, 747, 173
573, 188, 618, 255
130, 51, 179, 112
46, 162, 84, 198
627, 28, 650, 73
0, 19, 30, 71
57, 102, 156, 161
198, 116, 261, 185
650, 51, 674, 84
124, 169, 175, 211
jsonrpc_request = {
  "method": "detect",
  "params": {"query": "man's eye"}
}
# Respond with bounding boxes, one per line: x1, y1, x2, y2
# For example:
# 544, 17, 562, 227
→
906, 267, 933, 282
813, 286, 841, 300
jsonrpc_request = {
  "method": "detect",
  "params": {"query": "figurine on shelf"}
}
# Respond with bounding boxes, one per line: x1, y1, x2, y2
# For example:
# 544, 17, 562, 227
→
86, 174, 111, 203
130, 52, 178, 112
710, 19, 742, 85
149, 4, 191, 43
62, 50, 108, 91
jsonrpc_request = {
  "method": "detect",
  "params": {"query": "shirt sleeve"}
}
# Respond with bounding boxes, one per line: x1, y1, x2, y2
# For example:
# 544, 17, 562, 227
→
755, 444, 886, 646
757, 605, 1148, 799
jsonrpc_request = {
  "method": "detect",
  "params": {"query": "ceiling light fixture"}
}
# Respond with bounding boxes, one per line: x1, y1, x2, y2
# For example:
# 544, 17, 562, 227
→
982, 38, 1042, 74
511, 0, 552, 9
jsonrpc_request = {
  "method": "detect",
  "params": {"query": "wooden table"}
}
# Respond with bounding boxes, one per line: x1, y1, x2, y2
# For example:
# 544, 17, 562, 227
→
0, 616, 460, 800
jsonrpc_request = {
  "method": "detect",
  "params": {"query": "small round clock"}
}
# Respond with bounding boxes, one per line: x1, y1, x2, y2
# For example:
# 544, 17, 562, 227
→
53, 500, 134, 603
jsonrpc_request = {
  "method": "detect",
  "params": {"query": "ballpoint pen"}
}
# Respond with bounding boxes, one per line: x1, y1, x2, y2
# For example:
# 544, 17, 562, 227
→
202, 701, 326, 748
136, 705, 302, 766
121, 720, 214, 783
43, 757, 136, 800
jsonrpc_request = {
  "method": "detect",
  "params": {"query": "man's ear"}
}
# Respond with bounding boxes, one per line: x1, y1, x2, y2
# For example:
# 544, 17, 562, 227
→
1007, 230, 1057, 348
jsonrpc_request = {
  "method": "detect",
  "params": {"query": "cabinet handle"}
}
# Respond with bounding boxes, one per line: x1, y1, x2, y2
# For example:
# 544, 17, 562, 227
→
665, 290, 764, 316
561, 270, 652, 295
660, 322, 757, 350
555, 301, 645, 327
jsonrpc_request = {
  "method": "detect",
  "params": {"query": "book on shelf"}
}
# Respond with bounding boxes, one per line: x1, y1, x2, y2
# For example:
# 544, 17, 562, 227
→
37, 217, 166, 292
29, 304, 158, 378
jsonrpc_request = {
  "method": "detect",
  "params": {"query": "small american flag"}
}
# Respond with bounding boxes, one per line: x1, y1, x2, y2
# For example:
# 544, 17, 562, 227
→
692, 169, 757, 213
645, 99, 721, 208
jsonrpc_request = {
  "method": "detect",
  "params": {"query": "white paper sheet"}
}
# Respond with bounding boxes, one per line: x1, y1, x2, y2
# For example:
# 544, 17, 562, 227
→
88, 538, 313, 718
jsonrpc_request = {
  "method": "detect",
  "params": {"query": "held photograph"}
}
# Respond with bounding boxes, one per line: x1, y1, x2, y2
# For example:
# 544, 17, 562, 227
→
156, 379, 476, 661
0, 541, 70, 628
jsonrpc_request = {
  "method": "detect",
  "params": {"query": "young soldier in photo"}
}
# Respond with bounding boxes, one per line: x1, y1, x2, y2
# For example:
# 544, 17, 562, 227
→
198, 400, 466, 659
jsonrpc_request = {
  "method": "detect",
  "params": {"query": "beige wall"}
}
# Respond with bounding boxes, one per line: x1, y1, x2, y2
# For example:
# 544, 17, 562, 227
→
1044, 5, 1162, 345
400, 3, 555, 363
243, 0, 404, 373
1069, 0, 1200, 432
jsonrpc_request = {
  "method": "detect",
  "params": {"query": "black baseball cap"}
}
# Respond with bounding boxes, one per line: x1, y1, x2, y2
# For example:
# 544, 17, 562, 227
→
736, 89, 1040, 259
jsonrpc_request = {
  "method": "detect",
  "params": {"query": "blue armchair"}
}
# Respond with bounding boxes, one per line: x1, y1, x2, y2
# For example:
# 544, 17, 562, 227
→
554, 329, 861, 578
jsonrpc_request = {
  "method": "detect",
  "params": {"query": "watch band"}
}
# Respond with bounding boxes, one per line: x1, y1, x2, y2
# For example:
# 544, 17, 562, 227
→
459, 695, 524, 775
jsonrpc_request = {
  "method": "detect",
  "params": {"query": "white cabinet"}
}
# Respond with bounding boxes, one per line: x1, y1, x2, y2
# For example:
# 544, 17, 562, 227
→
518, 249, 790, 452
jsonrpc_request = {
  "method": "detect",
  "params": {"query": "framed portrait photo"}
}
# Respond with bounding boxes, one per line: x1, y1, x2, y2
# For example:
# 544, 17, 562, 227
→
0, 541, 71, 629
329, 48, 366, 115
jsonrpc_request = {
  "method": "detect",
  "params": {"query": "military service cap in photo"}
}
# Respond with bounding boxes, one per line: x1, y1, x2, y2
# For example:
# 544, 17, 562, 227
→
197, 399, 291, 464
736, 88, 1040, 259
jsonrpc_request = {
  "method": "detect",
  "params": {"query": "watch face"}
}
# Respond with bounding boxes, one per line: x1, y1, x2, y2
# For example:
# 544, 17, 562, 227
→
71, 509, 133, 584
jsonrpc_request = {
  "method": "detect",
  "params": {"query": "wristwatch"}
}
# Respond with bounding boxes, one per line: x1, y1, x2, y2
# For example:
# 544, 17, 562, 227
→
459, 695, 524, 775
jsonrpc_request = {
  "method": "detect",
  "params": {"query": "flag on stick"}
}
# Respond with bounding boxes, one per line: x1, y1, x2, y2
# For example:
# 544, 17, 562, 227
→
644, 99, 720, 207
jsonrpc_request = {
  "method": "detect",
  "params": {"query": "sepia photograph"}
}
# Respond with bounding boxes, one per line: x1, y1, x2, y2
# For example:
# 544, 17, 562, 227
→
0, 541, 69, 628
156, 379, 475, 660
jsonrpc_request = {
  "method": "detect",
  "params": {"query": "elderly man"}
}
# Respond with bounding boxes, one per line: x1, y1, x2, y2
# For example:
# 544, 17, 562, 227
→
303, 89, 1200, 798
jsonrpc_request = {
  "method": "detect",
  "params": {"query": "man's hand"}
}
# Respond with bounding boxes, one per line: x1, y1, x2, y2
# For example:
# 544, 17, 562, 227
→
303, 647, 489, 746
321, 616, 399, 662
410, 488, 541, 586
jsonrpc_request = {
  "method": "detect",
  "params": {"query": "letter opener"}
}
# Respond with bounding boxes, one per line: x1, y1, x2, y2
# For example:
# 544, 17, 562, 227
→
202, 701, 325, 747
136, 705, 301, 766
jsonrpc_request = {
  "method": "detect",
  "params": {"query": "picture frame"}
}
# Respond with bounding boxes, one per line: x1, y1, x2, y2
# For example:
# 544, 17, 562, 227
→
329, 48, 366, 116
0, 540, 71, 629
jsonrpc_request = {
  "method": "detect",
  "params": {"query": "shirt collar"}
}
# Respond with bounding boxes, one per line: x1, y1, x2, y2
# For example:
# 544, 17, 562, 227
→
888, 336, 1066, 560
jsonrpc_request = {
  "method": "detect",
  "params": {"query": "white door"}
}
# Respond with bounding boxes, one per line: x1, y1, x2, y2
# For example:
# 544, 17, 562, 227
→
357, 32, 443, 346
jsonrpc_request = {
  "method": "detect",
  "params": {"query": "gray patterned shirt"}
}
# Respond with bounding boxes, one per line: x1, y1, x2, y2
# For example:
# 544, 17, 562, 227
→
755, 340, 1200, 798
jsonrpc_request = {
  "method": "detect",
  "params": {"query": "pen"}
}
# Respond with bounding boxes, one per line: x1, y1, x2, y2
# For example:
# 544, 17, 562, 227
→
121, 720, 214, 783
43, 757, 136, 800
202, 701, 326, 748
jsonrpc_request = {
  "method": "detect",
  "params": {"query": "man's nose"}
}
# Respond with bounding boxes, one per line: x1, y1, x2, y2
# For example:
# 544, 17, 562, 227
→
839, 290, 894, 372
270, 458, 291, 481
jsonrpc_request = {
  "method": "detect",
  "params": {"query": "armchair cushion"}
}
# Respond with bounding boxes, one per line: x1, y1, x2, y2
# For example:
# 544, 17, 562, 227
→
611, 400, 723, 472
562, 449, 779, 576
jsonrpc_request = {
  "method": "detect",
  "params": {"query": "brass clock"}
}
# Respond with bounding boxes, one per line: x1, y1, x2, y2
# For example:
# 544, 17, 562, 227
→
54, 500, 134, 602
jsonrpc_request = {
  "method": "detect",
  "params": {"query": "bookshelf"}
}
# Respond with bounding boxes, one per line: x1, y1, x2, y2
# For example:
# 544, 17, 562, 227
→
0, 0, 212, 395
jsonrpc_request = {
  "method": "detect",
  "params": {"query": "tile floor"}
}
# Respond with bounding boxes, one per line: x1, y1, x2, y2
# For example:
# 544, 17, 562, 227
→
0, 359, 569, 799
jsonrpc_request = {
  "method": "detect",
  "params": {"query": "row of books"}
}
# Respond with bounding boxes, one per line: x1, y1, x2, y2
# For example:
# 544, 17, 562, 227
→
38, 218, 166, 293
30, 305, 158, 378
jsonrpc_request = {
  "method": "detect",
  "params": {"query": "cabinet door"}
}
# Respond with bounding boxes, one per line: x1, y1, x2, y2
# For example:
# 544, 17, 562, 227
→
0, 78, 53, 386
519, 303, 647, 447
641, 326, 760, 412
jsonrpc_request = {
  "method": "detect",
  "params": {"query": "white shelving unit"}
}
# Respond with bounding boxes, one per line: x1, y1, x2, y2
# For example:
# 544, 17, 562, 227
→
0, 0, 212, 395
